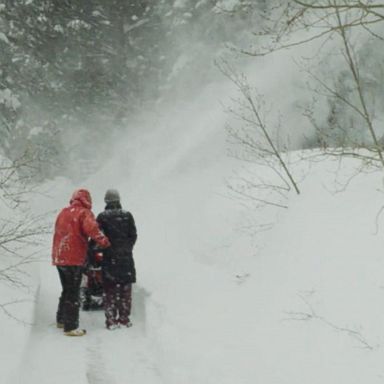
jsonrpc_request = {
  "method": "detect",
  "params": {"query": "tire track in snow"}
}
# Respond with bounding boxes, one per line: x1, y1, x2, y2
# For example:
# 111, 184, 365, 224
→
14, 265, 89, 384
13, 261, 166, 384
86, 335, 116, 384
82, 285, 166, 384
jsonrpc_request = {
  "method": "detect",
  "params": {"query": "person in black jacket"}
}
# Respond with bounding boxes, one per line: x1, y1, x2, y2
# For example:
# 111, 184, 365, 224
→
97, 189, 137, 329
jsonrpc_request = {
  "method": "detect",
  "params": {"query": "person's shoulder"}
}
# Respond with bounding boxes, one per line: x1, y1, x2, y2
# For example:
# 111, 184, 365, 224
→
55, 206, 68, 221
121, 209, 134, 218
59, 204, 82, 216
78, 206, 95, 220
100, 208, 120, 220
57, 206, 68, 215
112, 208, 132, 219
97, 210, 107, 220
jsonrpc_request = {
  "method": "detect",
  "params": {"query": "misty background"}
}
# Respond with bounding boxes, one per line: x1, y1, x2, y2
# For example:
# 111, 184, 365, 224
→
1, 0, 384, 186
0, 0, 264, 181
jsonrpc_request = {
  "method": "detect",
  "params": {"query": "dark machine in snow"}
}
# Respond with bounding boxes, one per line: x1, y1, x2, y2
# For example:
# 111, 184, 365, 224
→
80, 246, 104, 311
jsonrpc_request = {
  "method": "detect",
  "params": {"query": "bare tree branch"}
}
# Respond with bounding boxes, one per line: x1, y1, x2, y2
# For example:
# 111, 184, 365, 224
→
218, 60, 301, 195
285, 294, 377, 350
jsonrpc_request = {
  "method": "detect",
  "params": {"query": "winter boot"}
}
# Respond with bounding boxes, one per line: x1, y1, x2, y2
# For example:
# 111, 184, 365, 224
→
119, 318, 132, 328
106, 323, 119, 330
64, 328, 87, 336
106, 319, 119, 330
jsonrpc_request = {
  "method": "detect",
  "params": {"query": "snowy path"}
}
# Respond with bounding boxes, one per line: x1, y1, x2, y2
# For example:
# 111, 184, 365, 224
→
82, 286, 164, 384
8, 154, 384, 384
12, 263, 164, 384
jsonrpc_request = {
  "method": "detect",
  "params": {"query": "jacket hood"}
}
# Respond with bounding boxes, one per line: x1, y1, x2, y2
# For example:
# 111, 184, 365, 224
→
70, 189, 92, 209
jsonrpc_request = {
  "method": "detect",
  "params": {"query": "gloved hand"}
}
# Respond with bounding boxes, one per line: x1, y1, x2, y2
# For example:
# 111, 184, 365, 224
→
97, 236, 110, 249
95, 252, 103, 263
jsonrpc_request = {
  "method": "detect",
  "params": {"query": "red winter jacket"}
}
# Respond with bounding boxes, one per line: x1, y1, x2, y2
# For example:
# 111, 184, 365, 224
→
52, 189, 110, 266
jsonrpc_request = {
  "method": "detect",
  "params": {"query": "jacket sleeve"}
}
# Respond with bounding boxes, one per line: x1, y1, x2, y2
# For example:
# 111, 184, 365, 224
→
96, 213, 104, 231
81, 210, 110, 248
127, 212, 138, 248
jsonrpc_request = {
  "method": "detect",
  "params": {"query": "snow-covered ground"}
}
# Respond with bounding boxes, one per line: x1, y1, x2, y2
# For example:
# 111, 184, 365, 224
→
3, 143, 384, 384
2, 86, 384, 384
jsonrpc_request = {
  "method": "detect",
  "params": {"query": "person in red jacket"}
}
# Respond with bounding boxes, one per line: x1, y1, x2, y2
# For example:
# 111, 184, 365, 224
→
52, 189, 110, 336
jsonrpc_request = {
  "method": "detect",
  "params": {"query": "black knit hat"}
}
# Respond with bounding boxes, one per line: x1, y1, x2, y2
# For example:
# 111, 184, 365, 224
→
104, 189, 120, 203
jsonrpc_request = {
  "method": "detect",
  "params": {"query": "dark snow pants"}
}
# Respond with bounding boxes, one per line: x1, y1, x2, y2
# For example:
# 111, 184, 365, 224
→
56, 266, 83, 332
103, 280, 132, 326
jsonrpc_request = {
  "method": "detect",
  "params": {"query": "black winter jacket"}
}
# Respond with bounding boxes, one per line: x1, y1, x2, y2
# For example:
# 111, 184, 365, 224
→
97, 202, 137, 284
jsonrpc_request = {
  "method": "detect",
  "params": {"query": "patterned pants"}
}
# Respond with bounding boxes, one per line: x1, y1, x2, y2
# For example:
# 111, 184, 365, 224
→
103, 280, 132, 326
